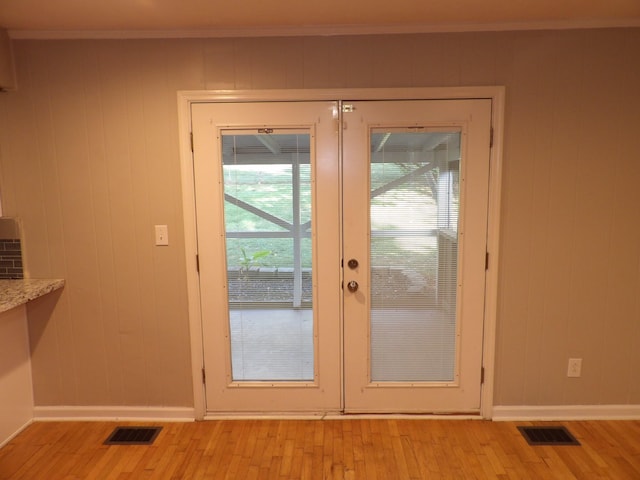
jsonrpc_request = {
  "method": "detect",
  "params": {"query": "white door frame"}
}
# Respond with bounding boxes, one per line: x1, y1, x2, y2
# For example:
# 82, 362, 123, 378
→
177, 87, 505, 420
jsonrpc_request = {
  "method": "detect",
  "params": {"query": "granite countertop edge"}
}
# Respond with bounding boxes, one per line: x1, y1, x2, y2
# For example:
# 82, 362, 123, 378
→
0, 278, 65, 314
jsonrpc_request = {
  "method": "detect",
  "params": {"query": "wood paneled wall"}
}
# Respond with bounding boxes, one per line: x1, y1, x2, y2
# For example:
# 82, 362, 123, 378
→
0, 28, 639, 409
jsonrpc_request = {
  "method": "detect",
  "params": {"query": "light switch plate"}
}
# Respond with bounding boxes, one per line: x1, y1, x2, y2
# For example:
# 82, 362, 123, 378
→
155, 225, 169, 246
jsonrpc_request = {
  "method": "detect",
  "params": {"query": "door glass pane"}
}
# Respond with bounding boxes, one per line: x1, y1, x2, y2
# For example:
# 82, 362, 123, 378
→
369, 129, 461, 382
222, 131, 313, 381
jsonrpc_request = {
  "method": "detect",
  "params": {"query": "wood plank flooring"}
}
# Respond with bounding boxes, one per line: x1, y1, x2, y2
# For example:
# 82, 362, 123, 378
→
1, 419, 639, 479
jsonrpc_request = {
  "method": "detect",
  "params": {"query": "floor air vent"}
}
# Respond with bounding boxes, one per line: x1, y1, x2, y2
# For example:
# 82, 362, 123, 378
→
518, 426, 580, 446
104, 426, 162, 445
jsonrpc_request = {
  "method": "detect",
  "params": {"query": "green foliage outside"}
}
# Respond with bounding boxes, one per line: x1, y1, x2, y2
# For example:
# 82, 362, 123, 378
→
223, 163, 441, 273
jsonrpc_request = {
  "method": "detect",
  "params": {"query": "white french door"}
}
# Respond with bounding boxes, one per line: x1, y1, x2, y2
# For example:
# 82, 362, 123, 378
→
191, 97, 491, 415
192, 101, 342, 413
342, 100, 491, 413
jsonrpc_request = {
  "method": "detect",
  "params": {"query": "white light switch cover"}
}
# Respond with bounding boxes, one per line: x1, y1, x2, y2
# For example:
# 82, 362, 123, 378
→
155, 225, 169, 246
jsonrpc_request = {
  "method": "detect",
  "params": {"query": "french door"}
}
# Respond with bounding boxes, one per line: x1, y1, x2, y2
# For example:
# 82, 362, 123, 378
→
191, 97, 491, 414
342, 100, 490, 413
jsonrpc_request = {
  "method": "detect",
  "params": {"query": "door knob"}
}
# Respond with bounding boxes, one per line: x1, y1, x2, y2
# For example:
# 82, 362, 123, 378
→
347, 280, 359, 292
347, 258, 359, 269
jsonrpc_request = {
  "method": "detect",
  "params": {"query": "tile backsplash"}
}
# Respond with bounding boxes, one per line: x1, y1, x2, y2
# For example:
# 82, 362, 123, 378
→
0, 218, 23, 279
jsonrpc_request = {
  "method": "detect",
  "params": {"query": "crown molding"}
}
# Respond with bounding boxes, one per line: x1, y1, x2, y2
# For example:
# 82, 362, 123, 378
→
8, 19, 640, 40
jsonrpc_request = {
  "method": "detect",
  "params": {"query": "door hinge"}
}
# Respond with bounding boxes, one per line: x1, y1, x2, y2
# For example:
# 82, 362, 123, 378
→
190, 131, 194, 152
489, 127, 494, 148
202, 367, 206, 384
481, 367, 485, 384
196, 254, 200, 273
342, 104, 355, 113
485, 252, 489, 270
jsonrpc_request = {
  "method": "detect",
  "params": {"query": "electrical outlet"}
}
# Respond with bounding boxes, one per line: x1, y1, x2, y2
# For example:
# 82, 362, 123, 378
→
567, 358, 582, 378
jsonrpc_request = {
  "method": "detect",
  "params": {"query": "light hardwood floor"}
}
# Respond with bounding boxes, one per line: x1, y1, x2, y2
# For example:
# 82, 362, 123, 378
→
1, 419, 639, 479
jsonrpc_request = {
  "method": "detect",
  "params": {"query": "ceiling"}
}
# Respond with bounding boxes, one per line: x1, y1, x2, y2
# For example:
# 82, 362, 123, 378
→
1, 0, 640, 38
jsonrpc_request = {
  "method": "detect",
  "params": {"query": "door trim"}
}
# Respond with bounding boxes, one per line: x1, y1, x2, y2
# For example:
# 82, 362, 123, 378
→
177, 87, 505, 420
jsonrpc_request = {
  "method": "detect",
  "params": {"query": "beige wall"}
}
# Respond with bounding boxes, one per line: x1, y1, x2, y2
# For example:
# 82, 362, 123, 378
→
0, 29, 639, 409
0, 305, 33, 445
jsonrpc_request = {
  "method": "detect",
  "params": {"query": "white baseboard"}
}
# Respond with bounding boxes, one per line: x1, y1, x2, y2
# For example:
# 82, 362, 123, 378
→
33, 406, 195, 422
492, 404, 640, 421
0, 419, 33, 449
30, 405, 640, 422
